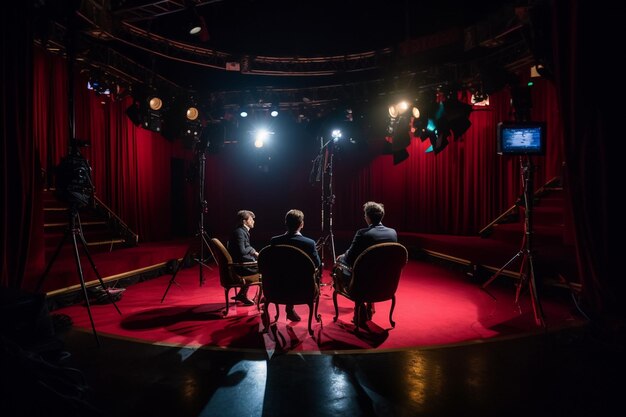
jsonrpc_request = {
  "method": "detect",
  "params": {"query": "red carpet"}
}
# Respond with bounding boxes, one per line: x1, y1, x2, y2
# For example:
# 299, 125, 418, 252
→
55, 259, 586, 353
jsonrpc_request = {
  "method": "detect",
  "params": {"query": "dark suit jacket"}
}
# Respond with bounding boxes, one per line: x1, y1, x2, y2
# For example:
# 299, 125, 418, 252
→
270, 232, 321, 268
342, 223, 398, 266
228, 226, 256, 263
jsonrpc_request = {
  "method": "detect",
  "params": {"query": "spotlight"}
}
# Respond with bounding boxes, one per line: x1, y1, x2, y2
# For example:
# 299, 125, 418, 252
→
149, 96, 163, 111
187, 4, 208, 39
331, 129, 342, 140
388, 105, 399, 119
253, 128, 273, 148
240, 110, 248, 118
270, 109, 279, 118
189, 21, 202, 35
388, 100, 410, 119
442, 96, 473, 138
186, 106, 199, 121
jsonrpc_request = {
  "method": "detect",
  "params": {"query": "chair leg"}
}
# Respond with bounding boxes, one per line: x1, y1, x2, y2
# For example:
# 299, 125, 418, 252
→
262, 300, 270, 333
354, 302, 363, 333
332, 291, 339, 322
307, 302, 314, 336
314, 294, 321, 323
255, 286, 263, 312
274, 304, 280, 323
389, 295, 396, 328
223, 288, 230, 317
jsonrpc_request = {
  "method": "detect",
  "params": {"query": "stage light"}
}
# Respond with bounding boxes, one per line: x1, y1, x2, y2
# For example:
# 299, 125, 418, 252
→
186, 106, 199, 121
442, 97, 473, 138
149, 96, 163, 111
331, 129, 342, 141
388, 105, 399, 119
187, 4, 208, 41
471, 92, 489, 106
270, 109, 279, 117
240, 110, 248, 118
388, 100, 410, 119
189, 20, 202, 35
253, 128, 273, 148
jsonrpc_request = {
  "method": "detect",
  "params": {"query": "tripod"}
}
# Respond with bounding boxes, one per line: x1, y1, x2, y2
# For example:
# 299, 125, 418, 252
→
481, 155, 545, 327
161, 149, 214, 303
316, 137, 337, 278
37, 206, 122, 346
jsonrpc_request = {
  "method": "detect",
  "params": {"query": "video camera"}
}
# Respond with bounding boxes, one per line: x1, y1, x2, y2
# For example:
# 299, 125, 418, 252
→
55, 139, 94, 209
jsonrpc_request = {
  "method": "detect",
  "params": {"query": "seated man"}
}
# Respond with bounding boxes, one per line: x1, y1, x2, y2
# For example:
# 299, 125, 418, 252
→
227, 210, 259, 306
334, 201, 397, 323
270, 209, 321, 322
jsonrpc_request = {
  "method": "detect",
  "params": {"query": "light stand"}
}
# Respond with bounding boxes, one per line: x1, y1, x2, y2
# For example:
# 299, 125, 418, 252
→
316, 136, 337, 276
481, 155, 545, 327
37, 204, 122, 347
161, 143, 214, 303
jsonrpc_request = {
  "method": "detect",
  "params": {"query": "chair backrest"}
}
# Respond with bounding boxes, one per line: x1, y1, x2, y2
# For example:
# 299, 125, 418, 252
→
209, 238, 240, 287
349, 242, 408, 302
258, 244, 318, 305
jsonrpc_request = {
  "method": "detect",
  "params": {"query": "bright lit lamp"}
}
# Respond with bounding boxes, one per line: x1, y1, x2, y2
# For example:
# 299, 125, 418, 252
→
149, 96, 163, 111
186, 106, 199, 121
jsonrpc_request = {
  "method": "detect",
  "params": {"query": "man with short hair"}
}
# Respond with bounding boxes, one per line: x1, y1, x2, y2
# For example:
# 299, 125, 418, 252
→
270, 209, 321, 322
335, 201, 397, 323
227, 210, 259, 306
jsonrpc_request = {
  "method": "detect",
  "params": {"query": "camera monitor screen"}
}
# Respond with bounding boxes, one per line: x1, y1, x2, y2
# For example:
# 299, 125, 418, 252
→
497, 122, 546, 155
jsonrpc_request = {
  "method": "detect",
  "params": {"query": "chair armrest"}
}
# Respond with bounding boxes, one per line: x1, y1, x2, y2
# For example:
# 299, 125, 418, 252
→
333, 262, 352, 275
231, 261, 258, 267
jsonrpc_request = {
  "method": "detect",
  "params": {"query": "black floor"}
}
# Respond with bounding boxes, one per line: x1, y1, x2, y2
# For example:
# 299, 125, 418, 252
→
3, 319, 623, 417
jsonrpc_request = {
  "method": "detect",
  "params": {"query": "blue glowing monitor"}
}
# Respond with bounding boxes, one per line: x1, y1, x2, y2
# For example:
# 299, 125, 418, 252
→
497, 122, 546, 155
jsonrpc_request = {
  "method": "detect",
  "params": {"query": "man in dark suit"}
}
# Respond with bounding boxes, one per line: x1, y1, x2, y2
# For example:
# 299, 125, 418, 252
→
270, 209, 321, 322
335, 201, 397, 323
227, 210, 259, 306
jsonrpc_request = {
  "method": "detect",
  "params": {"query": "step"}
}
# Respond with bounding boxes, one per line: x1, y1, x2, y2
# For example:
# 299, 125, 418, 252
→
488, 223, 565, 246
531, 206, 564, 224
44, 220, 108, 229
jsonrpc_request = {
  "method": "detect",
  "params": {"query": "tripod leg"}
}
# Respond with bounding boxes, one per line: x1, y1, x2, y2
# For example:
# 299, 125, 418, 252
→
526, 253, 546, 327
36, 228, 70, 293
197, 232, 214, 286
514, 252, 529, 306
481, 250, 523, 290
329, 232, 336, 265
161, 244, 191, 303
198, 232, 205, 286
76, 229, 122, 315
71, 232, 101, 347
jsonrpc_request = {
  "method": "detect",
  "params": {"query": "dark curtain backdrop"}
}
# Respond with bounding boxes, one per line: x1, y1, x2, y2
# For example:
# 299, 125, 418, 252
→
552, 0, 621, 326
1, 3, 41, 289
6, 1, 619, 330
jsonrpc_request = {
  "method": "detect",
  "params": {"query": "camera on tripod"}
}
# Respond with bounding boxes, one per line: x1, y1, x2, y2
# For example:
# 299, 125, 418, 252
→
55, 139, 94, 209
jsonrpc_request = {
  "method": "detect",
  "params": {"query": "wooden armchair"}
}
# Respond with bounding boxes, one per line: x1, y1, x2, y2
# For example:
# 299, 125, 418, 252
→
332, 242, 408, 332
257, 244, 321, 336
208, 238, 262, 315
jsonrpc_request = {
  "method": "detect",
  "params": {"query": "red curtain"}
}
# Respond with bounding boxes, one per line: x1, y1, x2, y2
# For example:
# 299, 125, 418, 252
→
330, 82, 564, 236
32, 47, 177, 244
